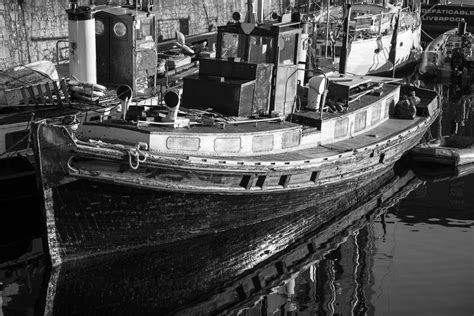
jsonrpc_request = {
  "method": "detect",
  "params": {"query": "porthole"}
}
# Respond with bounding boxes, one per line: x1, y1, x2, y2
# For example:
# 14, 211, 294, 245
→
95, 20, 105, 36
113, 22, 127, 37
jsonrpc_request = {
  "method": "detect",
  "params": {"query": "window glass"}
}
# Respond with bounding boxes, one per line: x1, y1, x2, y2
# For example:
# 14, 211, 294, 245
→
95, 20, 105, 36
137, 18, 153, 40
114, 22, 127, 38
279, 34, 296, 64
249, 36, 274, 63
221, 32, 245, 59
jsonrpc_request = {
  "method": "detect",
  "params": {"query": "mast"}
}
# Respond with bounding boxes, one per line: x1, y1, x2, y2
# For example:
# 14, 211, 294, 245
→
256, 0, 263, 23
325, 0, 330, 58
245, 0, 256, 23
389, 9, 400, 79
339, 4, 352, 75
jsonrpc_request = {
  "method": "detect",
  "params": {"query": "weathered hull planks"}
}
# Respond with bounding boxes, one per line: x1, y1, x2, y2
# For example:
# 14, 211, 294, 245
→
45, 166, 394, 265
44, 171, 422, 316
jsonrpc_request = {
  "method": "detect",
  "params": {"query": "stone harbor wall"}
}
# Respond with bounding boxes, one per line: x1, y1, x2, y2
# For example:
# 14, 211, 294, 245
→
154, 0, 283, 41
0, 0, 291, 70
0, 0, 69, 70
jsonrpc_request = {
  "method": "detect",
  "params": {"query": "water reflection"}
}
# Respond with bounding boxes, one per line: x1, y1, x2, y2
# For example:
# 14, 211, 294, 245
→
0, 238, 46, 316
233, 174, 473, 316
370, 183, 473, 315
396, 174, 474, 227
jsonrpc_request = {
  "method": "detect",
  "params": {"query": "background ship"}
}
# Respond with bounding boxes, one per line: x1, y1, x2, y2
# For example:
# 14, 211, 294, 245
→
310, 0, 423, 76
420, 0, 474, 44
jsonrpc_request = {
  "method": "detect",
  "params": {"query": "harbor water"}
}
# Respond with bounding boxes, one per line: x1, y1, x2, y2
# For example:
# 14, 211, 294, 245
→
0, 76, 473, 315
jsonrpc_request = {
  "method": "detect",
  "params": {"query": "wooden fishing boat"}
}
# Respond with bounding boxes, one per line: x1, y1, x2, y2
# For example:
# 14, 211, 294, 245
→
419, 20, 474, 77
310, 0, 422, 76
31, 5, 440, 266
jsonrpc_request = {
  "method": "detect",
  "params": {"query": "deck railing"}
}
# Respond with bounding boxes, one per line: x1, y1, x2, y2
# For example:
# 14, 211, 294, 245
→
312, 6, 419, 43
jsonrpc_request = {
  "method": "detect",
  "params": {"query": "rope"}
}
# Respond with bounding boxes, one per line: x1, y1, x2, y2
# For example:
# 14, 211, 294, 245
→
421, 28, 434, 42
128, 147, 148, 170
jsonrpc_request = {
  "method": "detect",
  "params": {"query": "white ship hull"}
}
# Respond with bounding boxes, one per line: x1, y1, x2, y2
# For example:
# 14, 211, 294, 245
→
347, 24, 421, 75
313, 3, 422, 76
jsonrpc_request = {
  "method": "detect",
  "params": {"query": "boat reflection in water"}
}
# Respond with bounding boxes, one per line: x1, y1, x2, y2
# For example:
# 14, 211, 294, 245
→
43, 168, 423, 315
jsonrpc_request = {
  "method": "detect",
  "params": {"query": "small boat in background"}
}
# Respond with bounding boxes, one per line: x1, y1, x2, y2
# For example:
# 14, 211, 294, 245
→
410, 134, 474, 181
411, 134, 474, 166
309, 0, 423, 76
419, 19, 474, 78
420, 0, 474, 43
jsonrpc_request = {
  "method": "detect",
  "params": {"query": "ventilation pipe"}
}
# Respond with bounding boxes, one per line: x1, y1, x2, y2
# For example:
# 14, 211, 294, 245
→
297, 22, 311, 85
67, 6, 97, 84
307, 75, 327, 110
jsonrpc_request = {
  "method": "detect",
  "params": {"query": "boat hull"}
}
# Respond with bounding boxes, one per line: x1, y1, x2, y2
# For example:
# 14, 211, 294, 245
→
421, 3, 474, 41
33, 108, 438, 265
41, 165, 394, 265
43, 171, 422, 316
347, 24, 422, 76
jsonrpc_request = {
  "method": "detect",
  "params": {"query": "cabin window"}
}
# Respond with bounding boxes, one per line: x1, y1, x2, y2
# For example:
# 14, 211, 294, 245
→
221, 32, 246, 60
253, 134, 274, 152
334, 118, 349, 139
137, 18, 154, 40
356, 17, 373, 30
385, 96, 394, 118
279, 34, 296, 65
166, 136, 200, 151
214, 137, 241, 153
354, 111, 367, 133
282, 130, 301, 149
5, 130, 29, 152
371, 102, 382, 125
95, 20, 105, 36
249, 36, 274, 64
